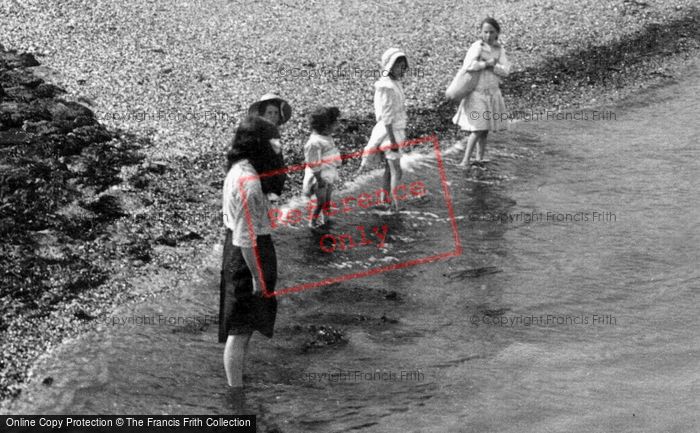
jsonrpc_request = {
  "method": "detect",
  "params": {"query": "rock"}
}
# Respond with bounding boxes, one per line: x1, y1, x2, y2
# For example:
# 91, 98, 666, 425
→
384, 291, 399, 300
5, 85, 35, 101
23, 120, 59, 135
0, 131, 31, 146
113, 191, 149, 216
19, 77, 43, 89
0, 217, 16, 235
81, 194, 126, 221
34, 83, 61, 98
48, 102, 78, 121
178, 231, 203, 242
66, 157, 90, 175
0, 51, 40, 69
477, 306, 510, 317
71, 124, 112, 144
18, 53, 40, 68
1, 101, 51, 129
127, 239, 152, 262
0, 101, 20, 124
26, 66, 64, 90
380, 314, 398, 324
302, 325, 347, 352
76, 95, 96, 106
141, 160, 168, 174
55, 200, 98, 221
30, 229, 68, 261
74, 309, 95, 321
155, 235, 177, 247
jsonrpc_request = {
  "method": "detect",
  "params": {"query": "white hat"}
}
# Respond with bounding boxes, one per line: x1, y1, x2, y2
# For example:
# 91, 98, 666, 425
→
381, 48, 407, 75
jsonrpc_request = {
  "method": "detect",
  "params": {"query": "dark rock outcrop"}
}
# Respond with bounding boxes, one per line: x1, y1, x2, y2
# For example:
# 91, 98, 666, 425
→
0, 45, 145, 400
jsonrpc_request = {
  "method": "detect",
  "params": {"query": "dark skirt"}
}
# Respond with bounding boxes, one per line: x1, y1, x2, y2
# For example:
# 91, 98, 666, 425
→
218, 231, 277, 342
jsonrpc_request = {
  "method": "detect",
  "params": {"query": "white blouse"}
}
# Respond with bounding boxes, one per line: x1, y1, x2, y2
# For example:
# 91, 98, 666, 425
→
462, 40, 511, 91
222, 160, 272, 247
373, 76, 407, 129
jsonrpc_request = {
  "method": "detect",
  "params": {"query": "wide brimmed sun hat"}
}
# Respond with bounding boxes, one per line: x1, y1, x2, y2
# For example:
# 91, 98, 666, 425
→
248, 93, 293, 125
381, 48, 408, 75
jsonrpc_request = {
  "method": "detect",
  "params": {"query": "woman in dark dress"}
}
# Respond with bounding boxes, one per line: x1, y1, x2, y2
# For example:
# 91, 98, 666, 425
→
219, 116, 286, 404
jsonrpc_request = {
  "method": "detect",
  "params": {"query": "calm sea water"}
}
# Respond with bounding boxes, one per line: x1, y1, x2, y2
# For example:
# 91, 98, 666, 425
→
5, 63, 699, 432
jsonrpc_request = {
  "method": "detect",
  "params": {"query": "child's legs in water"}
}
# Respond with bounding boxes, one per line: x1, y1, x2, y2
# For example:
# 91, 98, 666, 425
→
382, 157, 403, 211
459, 131, 485, 166
311, 184, 328, 226
381, 162, 391, 203
322, 184, 334, 223
476, 131, 489, 161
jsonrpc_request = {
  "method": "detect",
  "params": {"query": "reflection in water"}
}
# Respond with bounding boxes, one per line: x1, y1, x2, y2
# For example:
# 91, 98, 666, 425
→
5, 64, 700, 433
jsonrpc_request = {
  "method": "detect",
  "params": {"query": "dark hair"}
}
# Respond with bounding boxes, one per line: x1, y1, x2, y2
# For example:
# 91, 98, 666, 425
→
309, 106, 340, 134
394, 56, 408, 68
226, 116, 287, 195
388, 56, 409, 79
480, 17, 501, 34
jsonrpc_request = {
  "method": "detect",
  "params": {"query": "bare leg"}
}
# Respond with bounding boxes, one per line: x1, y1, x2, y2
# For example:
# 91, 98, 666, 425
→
323, 185, 334, 224
387, 158, 403, 212
459, 132, 479, 168
476, 131, 489, 161
224, 333, 251, 387
381, 159, 392, 205
310, 187, 327, 227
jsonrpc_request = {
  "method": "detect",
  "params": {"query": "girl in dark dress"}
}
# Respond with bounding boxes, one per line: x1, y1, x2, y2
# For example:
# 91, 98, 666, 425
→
219, 116, 286, 404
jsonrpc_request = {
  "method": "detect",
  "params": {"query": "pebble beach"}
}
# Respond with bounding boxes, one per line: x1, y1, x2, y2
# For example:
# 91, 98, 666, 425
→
1, 0, 699, 417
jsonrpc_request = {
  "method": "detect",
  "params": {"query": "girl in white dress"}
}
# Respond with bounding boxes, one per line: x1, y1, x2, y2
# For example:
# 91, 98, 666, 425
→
302, 107, 341, 227
359, 48, 409, 212
452, 18, 511, 171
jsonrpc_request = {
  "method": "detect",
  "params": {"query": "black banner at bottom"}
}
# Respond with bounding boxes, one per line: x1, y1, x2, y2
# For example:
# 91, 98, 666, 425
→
1, 415, 255, 432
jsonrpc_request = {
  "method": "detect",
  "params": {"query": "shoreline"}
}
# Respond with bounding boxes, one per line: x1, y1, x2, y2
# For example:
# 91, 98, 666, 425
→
2, 3, 700, 414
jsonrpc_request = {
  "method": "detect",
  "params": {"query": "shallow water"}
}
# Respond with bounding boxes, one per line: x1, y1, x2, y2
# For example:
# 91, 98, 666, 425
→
5, 64, 699, 432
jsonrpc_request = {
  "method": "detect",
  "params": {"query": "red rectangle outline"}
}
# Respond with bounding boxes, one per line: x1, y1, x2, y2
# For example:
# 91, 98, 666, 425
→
238, 134, 462, 297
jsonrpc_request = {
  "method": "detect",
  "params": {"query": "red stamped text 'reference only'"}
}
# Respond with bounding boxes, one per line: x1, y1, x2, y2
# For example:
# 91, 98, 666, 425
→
238, 135, 461, 297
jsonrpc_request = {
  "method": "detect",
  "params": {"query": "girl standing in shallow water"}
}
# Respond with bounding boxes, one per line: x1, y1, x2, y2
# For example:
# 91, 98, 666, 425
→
219, 116, 285, 411
303, 106, 342, 228
359, 48, 409, 213
453, 17, 511, 171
